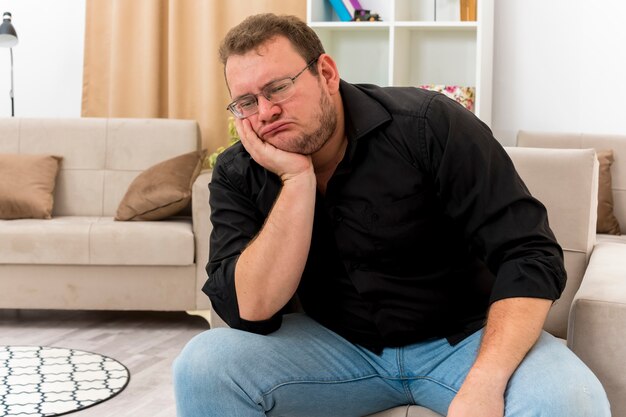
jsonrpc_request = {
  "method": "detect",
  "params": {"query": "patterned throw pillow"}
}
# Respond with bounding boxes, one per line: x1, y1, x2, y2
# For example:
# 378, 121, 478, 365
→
418, 85, 476, 112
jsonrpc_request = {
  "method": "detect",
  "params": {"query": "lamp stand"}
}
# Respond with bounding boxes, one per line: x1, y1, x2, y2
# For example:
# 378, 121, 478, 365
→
9, 47, 14, 117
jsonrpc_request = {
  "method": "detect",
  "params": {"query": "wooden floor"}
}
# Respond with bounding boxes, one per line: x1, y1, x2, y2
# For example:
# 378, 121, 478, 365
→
0, 309, 209, 417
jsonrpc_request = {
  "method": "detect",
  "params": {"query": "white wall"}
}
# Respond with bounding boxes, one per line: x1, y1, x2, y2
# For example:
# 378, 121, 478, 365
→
579, 1, 626, 136
1, 0, 626, 147
492, 0, 626, 145
0, 0, 86, 118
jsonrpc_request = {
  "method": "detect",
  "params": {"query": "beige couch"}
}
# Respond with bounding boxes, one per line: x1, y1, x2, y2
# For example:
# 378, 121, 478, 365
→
518, 131, 626, 417
0, 117, 215, 322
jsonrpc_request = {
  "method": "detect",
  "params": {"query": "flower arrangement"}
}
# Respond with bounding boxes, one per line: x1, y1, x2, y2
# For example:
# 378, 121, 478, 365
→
204, 116, 241, 170
418, 85, 475, 112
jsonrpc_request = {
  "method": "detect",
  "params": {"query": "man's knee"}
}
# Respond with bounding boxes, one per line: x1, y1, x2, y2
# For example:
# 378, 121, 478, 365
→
506, 375, 610, 417
173, 327, 254, 387
560, 378, 611, 417
505, 334, 611, 417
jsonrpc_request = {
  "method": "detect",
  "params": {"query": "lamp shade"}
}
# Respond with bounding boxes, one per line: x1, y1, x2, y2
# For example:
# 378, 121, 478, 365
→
0, 12, 18, 48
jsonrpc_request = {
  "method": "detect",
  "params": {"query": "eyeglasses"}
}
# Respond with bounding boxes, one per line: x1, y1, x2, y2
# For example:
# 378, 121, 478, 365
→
226, 57, 319, 119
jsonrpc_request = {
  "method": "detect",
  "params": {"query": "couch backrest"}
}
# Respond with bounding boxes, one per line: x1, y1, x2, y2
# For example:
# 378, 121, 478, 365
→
0, 117, 200, 216
505, 147, 598, 338
517, 131, 626, 234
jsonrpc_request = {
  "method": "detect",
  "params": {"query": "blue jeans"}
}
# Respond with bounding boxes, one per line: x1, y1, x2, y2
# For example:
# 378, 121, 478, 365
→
173, 313, 610, 416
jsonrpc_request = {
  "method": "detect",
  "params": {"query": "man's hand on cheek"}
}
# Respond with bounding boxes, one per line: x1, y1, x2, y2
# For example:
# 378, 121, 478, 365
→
236, 119, 314, 183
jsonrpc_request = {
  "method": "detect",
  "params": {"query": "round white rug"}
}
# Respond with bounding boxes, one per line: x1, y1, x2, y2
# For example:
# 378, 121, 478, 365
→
0, 346, 130, 417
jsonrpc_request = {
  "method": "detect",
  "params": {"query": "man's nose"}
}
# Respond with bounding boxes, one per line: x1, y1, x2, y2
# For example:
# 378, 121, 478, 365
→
256, 96, 281, 122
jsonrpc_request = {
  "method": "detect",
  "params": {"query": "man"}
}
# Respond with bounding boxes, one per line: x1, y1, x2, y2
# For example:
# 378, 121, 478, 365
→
173, 13, 610, 417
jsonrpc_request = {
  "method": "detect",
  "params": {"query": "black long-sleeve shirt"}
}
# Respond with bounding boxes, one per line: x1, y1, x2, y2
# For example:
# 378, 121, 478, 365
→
203, 81, 566, 353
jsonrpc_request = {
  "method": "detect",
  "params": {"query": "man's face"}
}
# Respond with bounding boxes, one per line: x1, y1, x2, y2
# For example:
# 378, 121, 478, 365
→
225, 36, 336, 155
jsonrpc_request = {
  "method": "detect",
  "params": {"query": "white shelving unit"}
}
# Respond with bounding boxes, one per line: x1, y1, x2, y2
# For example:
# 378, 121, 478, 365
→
307, 0, 494, 126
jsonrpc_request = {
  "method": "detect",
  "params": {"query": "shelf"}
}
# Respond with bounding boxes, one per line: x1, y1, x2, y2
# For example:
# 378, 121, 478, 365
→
307, 0, 493, 125
309, 21, 390, 30
393, 21, 477, 29
310, 21, 476, 30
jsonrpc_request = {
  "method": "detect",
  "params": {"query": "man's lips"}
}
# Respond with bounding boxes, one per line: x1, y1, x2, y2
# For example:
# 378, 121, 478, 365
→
259, 122, 290, 138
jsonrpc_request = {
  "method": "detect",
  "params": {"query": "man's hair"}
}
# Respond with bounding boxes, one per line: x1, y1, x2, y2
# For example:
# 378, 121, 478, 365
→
219, 13, 325, 74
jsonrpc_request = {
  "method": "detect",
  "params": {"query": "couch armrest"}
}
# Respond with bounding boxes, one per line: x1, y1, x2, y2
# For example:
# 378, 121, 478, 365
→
506, 146, 598, 337
568, 241, 626, 414
192, 170, 213, 310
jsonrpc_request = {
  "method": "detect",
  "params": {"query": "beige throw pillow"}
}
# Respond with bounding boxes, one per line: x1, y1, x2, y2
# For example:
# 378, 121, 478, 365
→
115, 149, 207, 221
596, 149, 621, 235
0, 154, 63, 220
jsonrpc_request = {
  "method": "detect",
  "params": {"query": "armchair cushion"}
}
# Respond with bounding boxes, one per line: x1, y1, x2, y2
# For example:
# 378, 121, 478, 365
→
0, 153, 62, 220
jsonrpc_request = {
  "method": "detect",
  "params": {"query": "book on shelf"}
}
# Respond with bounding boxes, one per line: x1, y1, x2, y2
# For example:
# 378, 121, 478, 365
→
340, 0, 363, 20
460, 0, 477, 21
327, 0, 352, 21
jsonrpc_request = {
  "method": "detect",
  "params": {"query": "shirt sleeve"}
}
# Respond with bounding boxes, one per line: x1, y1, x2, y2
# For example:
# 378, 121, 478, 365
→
202, 152, 282, 334
422, 95, 566, 304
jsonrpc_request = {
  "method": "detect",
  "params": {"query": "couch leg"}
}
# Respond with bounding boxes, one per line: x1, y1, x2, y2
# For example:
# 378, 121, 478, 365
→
186, 309, 229, 329
185, 309, 212, 326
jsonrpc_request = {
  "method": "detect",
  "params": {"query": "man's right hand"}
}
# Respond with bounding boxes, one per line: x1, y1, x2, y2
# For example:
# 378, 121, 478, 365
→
236, 118, 313, 183
233, 118, 317, 322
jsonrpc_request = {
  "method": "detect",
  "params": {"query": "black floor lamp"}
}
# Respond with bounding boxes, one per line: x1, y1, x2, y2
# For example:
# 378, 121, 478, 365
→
0, 12, 18, 117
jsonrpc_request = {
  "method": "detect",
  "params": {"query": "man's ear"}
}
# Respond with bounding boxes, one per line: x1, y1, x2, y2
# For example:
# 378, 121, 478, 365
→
317, 54, 340, 94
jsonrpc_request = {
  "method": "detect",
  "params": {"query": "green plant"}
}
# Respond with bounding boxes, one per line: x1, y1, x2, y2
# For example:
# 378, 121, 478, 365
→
204, 117, 240, 170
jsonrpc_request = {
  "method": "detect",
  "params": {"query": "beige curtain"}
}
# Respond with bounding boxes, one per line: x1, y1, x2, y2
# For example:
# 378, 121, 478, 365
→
82, 0, 306, 152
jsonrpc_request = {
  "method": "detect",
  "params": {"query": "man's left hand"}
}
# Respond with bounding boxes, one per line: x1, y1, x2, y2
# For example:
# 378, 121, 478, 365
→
446, 297, 551, 417
446, 373, 505, 417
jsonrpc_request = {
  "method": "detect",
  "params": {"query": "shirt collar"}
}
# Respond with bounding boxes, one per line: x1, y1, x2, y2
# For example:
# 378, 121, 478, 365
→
339, 80, 392, 142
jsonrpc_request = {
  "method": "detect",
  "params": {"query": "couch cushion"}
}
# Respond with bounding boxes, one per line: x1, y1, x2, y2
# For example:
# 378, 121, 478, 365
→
0, 154, 62, 219
596, 233, 626, 244
53, 170, 106, 216
0, 216, 92, 264
105, 118, 200, 171
90, 217, 194, 265
115, 150, 207, 221
0, 216, 194, 266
